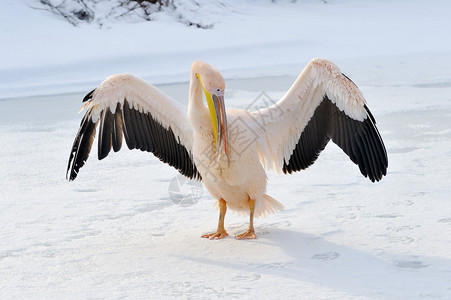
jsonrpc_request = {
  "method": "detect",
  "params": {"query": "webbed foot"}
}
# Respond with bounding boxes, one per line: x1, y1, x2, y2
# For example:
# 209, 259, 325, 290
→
235, 230, 256, 240
201, 230, 229, 240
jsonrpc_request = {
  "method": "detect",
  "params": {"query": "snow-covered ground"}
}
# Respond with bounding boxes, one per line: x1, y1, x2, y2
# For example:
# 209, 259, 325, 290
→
1, 0, 451, 299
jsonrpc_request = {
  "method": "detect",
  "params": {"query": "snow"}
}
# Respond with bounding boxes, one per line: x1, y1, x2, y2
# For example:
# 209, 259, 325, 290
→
2, 0, 451, 99
1, 0, 451, 299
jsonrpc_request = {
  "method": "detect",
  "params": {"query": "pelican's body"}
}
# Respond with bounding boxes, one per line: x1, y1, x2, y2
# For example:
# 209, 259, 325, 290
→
192, 109, 274, 216
67, 59, 388, 239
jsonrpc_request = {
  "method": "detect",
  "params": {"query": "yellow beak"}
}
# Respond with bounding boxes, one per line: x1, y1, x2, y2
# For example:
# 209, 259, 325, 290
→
196, 73, 228, 154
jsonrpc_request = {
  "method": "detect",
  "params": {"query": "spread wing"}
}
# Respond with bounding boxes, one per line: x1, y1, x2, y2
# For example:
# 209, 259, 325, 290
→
249, 58, 387, 182
67, 74, 201, 181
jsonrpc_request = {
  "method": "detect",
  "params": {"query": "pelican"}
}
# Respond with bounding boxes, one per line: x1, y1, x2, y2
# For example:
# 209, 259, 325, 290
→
67, 58, 388, 239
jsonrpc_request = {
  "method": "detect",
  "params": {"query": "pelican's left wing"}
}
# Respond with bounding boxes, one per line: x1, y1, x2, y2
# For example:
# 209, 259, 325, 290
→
248, 58, 387, 182
67, 74, 201, 181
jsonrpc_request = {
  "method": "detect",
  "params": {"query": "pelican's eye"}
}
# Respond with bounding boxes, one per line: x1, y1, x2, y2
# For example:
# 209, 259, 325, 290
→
213, 88, 224, 96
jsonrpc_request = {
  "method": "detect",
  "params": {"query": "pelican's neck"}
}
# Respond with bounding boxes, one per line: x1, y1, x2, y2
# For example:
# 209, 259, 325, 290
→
188, 72, 210, 129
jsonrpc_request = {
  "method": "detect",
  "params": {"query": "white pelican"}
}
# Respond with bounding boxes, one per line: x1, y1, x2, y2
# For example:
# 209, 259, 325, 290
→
67, 59, 388, 239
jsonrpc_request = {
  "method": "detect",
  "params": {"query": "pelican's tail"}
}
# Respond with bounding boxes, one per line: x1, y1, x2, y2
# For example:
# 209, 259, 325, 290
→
255, 194, 285, 218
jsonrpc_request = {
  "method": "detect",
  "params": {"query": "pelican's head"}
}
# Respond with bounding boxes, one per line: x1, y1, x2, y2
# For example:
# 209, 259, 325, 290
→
192, 61, 228, 154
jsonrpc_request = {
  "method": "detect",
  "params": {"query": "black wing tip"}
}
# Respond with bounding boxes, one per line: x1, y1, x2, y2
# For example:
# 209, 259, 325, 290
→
66, 158, 79, 181
67, 171, 77, 181
82, 88, 96, 103
368, 165, 388, 183
66, 109, 98, 181
66, 159, 76, 181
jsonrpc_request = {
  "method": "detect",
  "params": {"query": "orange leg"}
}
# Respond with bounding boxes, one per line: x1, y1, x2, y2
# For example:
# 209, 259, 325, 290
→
201, 199, 229, 240
235, 198, 256, 240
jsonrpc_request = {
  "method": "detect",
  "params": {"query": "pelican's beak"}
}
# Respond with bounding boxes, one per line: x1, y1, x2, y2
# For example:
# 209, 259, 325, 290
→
212, 93, 228, 154
196, 74, 228, 154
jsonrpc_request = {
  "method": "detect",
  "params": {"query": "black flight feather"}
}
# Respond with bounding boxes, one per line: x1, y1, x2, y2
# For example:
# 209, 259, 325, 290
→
67, 93, 201, 181
282, 95, 388, 182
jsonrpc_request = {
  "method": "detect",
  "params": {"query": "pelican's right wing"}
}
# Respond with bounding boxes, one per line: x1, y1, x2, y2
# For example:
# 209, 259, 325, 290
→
67, 74, 201, 181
